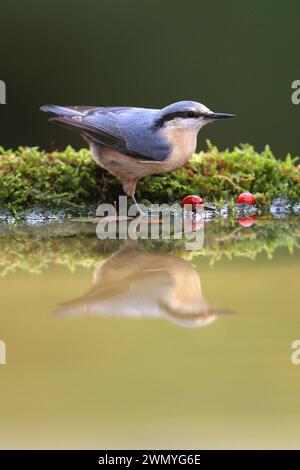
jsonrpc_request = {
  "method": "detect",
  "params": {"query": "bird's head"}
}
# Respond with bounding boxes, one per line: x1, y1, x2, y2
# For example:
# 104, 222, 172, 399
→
155, 100, 235, 131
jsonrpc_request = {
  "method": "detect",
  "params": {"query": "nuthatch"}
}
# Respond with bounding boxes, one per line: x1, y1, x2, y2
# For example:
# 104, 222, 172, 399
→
41, 101, 234, 214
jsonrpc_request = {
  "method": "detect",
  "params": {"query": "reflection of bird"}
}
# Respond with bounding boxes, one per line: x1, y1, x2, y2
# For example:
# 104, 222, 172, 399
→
41, 101, 234, 214
55, 240, 235, 328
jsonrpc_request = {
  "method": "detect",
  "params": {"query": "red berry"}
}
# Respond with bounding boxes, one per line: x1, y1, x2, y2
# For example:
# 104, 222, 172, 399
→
237, 192, 255, 205
181, 195, 204, 209
238, 216, 256, 227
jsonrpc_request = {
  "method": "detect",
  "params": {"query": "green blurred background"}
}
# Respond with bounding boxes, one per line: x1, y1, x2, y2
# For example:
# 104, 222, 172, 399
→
0, 0, 299, 156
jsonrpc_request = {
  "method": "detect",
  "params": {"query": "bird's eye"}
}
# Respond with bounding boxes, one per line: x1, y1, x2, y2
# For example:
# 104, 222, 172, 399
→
185, 111, 195, 118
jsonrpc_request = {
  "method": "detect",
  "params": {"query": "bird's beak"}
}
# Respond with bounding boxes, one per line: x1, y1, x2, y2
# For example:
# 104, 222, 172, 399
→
209, 112, 235, 120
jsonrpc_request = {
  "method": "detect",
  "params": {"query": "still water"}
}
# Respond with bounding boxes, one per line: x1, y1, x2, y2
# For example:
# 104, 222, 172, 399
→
0, 217, 300, 449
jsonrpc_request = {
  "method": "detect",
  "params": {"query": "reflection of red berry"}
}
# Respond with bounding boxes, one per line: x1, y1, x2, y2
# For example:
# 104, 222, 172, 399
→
181, 195, 204, 209
184, 217, 204, 231
237, 192, 255, 205
238, 216, 256, 227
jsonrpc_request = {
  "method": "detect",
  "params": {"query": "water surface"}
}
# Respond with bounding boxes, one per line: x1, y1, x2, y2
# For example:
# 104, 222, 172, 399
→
0, 217, 299, 449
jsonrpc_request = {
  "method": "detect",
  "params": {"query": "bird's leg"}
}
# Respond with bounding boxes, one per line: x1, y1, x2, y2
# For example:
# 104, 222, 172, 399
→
123, 178, 147, 217
131, 193, 147, 217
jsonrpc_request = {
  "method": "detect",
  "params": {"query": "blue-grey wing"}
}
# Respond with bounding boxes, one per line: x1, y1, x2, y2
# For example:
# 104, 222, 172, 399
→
120, 110, 170, 162
41, 105, 170, 162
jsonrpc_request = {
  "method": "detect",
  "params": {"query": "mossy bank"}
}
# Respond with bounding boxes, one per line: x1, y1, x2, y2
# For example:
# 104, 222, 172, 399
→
0, 141, 299, 213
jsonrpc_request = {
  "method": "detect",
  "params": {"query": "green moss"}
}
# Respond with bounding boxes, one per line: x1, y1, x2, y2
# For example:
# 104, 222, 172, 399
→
0, 141, 299, 212
138, 142, 300, 205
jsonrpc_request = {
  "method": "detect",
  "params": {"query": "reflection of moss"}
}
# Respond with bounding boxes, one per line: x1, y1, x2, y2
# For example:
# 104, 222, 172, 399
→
0, 223, 101, 275
183, 217, 300, 265
0, 142, 299, 213
0, 218, 299, 275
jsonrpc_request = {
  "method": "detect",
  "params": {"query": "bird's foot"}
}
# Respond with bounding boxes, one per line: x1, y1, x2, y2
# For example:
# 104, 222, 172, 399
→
131, 195, 148, 218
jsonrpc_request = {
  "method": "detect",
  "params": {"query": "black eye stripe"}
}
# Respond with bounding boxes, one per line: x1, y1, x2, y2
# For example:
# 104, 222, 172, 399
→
186, 110, 196, 118
155, 110, 204, 127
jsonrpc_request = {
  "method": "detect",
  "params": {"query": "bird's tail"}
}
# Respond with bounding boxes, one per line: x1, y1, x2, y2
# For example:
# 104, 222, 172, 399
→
40, 104, 83, 117
40, 104, 93, 138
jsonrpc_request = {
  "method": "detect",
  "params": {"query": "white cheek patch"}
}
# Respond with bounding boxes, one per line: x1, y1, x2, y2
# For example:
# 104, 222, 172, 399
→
164, 119, 183, 129
165, 118, 198, 130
